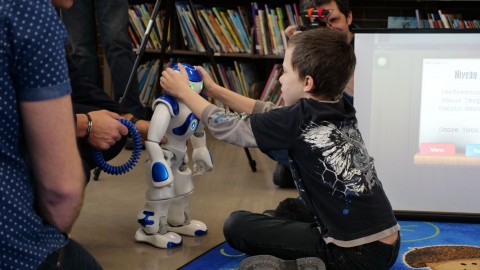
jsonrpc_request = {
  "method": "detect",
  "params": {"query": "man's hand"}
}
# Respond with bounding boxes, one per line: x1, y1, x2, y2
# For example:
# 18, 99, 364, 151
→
285, 25, 302, 38
86, 110, 128, 150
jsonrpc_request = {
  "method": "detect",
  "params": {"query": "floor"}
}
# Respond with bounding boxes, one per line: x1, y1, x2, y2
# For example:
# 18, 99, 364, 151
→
71, 136, 297, 270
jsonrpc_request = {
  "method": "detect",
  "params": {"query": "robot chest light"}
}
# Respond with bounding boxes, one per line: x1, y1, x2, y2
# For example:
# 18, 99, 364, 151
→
172, 113, 199, 136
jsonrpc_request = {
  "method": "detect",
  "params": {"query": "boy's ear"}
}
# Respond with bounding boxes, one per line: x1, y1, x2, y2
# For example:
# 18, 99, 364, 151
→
303, 75, 315, 92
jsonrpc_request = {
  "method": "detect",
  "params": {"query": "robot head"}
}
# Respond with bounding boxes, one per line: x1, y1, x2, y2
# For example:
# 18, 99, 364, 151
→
172, 63, 203, 94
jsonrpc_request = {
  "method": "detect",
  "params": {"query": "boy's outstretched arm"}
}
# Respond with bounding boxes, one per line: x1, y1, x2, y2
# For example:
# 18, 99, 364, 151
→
195, 66, 257, 114
160, 64, 258, 148
160, 64, 211, 117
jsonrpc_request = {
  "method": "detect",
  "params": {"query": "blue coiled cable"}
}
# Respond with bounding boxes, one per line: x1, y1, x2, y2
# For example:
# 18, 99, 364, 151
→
93, 118, 142, 175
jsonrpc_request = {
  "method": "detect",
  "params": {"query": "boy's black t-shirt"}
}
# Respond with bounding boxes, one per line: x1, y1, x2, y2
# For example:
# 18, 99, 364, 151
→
250, 97, 398, 247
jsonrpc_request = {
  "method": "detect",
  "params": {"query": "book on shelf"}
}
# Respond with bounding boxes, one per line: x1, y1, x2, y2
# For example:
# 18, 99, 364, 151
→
200, 9, 231, 53
138, 60, 159, 107
276, 7, 288, 54
128, 4, 164, 49
257, 9, 270, 55
181, 3, 207, 52
231, 69, 244, 96
264, 4, 278, 55
415, 9, 422, 29
237, 61, 262, 99
413, 9, 479, 29
267, 81, 282, 104
217, 64, 233, 91
268, 7, 284, 55
223, 9, 250, 53
135, 5, 161, 49
137, 61, 153, 91
233, 61, 248, 97
224, 67, 238, 94
387, 16, 418, 29
251, 2, 264, 55
429, 11, 444, 28
284, 4, 295, 26
174, 2, 206, 52
195, 8, 222, 52
128, 27, 140, 48
136, 60, 161, 107
292, 3, 302, 28
212, 7, 241, 53
259, 64, 282, 102
227, 9, 252, 54
438, 10, 450, 29
128, 7, 151, 49
218, 7, 244, 52
237, 5, 252, 38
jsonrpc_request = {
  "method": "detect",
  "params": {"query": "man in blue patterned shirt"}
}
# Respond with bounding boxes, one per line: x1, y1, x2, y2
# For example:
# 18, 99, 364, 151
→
0, 0, 102, 269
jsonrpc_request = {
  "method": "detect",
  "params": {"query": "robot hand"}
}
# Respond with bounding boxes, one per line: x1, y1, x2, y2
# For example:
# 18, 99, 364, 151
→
192, 146, 213, 175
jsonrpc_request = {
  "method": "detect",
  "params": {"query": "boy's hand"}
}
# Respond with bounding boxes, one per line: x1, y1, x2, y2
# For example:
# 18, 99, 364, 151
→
195, 66, 217, 96
160, 63, 191, 100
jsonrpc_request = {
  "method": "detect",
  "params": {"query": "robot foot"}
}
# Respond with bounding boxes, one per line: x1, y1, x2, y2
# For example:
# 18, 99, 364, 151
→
168, 220, 208, 237
135, 228, 183, 249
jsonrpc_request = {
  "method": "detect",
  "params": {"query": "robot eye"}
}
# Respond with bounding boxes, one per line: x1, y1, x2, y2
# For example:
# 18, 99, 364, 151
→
189, 83, 195, 90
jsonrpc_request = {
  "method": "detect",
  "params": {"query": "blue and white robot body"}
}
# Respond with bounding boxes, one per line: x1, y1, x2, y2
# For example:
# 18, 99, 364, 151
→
164, 102, 200, 151
161, 63, 203, 150
135, 63, 210, 249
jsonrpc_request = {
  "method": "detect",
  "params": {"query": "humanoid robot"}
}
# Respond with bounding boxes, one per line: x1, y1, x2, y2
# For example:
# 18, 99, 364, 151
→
135, 63, 213, 248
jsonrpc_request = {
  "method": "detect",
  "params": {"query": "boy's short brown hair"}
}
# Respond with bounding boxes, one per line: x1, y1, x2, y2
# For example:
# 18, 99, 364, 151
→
287, 27, 355, 100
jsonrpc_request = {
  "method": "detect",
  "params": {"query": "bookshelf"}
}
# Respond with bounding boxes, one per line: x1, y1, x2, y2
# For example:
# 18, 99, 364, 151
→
127, 0, 300, 172
128, 0, 298, 108
349, 0, 480, 28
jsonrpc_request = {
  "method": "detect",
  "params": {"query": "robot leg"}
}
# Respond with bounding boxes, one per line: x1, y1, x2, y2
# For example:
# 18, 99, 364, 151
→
135, 160, 182, 248
135, 200, 183, 248
167, 165, 208, 236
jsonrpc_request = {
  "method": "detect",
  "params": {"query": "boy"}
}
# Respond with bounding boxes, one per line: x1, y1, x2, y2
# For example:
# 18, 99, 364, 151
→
277, 0, 356, 188
159, 27, 400, 269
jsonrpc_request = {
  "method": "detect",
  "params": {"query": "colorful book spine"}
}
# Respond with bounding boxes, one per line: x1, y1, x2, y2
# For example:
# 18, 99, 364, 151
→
212, 7, 240, 53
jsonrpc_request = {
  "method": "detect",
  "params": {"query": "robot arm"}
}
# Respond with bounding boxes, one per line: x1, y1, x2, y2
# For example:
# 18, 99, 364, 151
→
190, 119, 213, 175
146, 98, 177, 187
190, 124, 213, 175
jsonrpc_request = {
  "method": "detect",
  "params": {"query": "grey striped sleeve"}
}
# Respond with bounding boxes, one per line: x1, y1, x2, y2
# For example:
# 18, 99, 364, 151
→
201, 105, 258, 148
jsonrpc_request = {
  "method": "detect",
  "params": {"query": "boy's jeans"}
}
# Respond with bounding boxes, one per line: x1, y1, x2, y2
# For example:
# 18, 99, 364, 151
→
224, 210, 400, 270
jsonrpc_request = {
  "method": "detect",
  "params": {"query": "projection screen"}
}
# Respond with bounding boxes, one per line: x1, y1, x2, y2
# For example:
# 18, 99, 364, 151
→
353, 29, 480, 219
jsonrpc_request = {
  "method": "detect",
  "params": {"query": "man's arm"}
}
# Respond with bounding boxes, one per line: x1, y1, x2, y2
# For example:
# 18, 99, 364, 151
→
121, 113, 149, 142
68, 55, 127, 115
20, 95, 85, 234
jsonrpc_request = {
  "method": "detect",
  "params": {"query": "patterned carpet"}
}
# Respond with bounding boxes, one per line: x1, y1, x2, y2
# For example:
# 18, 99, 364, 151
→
179, 220, 480, 270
